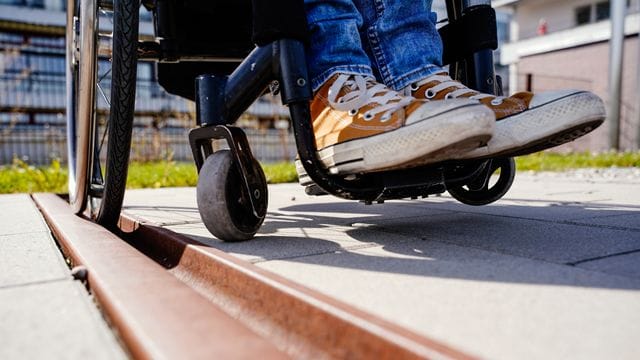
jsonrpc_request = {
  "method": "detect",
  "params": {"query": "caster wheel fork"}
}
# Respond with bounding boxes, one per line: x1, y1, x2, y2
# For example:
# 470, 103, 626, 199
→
192, 126, 268, 242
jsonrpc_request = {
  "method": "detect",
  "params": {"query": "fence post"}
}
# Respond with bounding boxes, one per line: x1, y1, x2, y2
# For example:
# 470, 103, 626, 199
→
608, 0, 626, 151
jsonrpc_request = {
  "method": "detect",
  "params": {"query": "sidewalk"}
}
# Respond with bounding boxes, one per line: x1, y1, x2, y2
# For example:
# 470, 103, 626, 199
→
0, 194, 127, 360
123, 170, 640, 359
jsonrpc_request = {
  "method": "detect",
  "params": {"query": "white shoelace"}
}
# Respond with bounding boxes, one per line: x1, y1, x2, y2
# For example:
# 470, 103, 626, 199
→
328, 74, 413, 122
413, 74, 505, 105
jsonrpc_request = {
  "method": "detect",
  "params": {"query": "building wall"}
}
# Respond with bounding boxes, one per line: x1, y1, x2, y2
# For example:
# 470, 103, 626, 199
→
515, 0, 640, 40
516, 35, 639, 152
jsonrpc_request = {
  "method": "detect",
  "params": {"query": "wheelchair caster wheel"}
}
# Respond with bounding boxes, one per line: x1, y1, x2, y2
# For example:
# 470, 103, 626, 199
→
448, 157, 516, 206
197, 150, 268, 241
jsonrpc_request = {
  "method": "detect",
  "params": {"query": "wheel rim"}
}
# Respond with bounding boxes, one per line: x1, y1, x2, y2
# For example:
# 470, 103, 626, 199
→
448, 158, 516, 206
67, 0, 119, 215
67, 0, 98, 213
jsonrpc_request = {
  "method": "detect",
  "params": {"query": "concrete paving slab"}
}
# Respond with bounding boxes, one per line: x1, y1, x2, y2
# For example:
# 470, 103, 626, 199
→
167, 221, 381, 263
508, 174, 640, 206
361, 210, 640, 264
417, 174, 640, 222
125, 179, 640, 272
577, 251, 640, 278
0, 280, 127, 360
413, 195, 640, 224
126, 206, 201, 226
122, 187, 202, 225
0, 193, 127, 359
0, 194, 49, 236
258, 240, 640, 360
569, 212, 640, 231
0, 232, 69, 287
122, 171, 640, 359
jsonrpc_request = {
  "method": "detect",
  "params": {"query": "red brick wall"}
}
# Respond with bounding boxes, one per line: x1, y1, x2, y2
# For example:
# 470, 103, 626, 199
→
515, 35, 639, 152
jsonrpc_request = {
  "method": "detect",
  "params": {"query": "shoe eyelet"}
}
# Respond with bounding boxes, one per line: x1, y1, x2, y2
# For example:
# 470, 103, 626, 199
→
380, 114, 391, 122
444, 93, 453, 100
348, 109, 358, 116
490, 98, 503, 106
363, 112, 374, 121
410, 83, 420, 91
425, 89, 436, 99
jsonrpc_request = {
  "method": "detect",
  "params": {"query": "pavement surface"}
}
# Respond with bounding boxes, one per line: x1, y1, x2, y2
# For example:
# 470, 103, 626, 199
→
2, 170, 639, 359
0, 194, 127, 360
122, 170, 640, 360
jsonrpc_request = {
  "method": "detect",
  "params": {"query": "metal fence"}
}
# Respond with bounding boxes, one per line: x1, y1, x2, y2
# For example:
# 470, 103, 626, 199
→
1, 31, 295, 166
0, 125, 297, 165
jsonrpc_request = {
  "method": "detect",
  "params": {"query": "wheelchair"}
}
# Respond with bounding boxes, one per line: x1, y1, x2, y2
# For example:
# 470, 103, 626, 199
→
65, 0, 516, 241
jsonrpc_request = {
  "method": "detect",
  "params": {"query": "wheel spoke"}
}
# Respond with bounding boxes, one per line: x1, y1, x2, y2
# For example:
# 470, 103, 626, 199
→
98, 67, 111, 84
96, 81, 110, 106
97, 114, 109, 155
96, 68, 111, 155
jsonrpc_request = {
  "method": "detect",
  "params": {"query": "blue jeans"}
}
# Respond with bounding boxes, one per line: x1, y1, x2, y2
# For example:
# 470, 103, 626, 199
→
304, 0, 443, 91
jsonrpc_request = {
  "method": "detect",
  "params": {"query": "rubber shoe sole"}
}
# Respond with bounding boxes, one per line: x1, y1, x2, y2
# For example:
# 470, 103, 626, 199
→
456, 91, 605, 159
311, 101, 494, 175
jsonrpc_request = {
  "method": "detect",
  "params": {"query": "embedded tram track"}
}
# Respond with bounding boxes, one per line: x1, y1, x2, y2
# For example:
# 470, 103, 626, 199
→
33, 193, 475, 360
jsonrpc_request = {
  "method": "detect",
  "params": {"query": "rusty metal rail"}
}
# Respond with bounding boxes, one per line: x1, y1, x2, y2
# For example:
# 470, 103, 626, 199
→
33, 193, 474, 360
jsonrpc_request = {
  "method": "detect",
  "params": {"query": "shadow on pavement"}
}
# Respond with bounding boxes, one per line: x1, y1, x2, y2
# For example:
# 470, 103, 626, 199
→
126, 198, 640, 290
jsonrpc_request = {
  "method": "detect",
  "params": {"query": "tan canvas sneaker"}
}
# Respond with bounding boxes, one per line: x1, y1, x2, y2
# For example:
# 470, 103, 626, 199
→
409, 73, 606, 159
309, 73, 495, 175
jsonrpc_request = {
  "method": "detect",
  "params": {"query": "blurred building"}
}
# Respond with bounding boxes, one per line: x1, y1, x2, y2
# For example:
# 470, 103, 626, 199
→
0, 1, 293, 164
495, 0, 640, 152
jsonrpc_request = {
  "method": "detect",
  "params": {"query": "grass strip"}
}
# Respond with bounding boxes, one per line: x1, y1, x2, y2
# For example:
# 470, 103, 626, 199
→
514, 151, 640, 171
1, 151, 638, 194
0, 158, 298, 194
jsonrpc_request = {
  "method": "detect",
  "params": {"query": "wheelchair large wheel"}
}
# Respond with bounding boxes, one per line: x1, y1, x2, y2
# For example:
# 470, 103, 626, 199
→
66, 0, 139, 227
196, 150, 268, 242
447, 157, 516, 206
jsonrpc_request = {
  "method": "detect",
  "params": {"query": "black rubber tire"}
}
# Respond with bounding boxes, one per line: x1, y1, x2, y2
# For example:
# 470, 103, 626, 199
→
91, 0, 139, 227
197, 150, 267, 242
448, 157, 516, 206
66, 0, 138, 227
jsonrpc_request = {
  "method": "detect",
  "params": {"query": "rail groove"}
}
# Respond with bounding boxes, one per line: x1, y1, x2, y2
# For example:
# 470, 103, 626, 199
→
34, 193, 474, 359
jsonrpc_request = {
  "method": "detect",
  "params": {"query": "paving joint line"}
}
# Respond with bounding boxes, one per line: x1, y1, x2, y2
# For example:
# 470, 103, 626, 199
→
0, 230, 50, 237
350, 221, 640, 275
248, 242, 383, 264
0, 277, 72, 291
567, 248, 640, 266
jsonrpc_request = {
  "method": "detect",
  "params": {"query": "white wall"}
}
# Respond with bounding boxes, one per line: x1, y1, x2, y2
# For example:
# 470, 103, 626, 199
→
514, 0, 640, 40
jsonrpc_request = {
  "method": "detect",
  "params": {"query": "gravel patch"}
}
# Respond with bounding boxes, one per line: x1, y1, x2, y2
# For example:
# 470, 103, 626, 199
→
518, 167, 640, 183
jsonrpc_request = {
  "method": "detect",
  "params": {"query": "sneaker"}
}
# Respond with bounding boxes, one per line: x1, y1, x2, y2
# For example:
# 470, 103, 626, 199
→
308, 74, 495, 175
409, 73, 606, 159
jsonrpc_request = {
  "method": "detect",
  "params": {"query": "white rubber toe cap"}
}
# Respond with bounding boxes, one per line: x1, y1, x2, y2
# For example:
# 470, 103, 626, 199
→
529, 89, 588, 109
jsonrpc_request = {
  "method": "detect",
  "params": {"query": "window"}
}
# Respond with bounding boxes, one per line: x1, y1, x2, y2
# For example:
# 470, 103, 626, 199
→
595, 1, 610, 21
0, 0, 46, 7
26, 0, 44, 8
575, 5, 592, 25
0, 0, 24, 5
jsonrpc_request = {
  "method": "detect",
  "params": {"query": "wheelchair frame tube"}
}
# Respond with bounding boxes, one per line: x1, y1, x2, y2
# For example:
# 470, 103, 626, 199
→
223, 44, 275, 124
445, 0, 498, 95
463, 0, 497, 95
